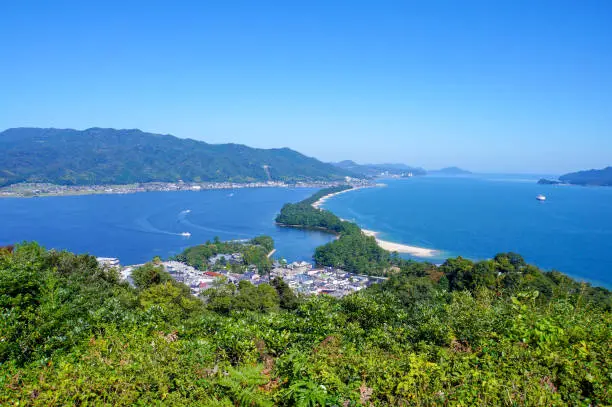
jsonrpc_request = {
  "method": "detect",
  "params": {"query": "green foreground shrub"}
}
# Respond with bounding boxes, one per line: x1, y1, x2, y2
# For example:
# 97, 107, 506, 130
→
1, 243, 610, 405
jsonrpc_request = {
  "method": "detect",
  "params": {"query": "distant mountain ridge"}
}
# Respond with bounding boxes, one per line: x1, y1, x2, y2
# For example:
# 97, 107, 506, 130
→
332, 161, 473, 178
0, 128, 354, 187
332, 160, 426, 177
559, 167, 612, 186
429, 166, 472, 175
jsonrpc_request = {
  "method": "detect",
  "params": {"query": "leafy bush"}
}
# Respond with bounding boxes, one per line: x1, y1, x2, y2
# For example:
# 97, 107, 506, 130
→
1, 243, 610, 405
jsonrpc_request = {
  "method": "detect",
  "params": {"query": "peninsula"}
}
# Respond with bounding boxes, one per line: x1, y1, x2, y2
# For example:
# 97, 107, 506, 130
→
559, 166, 612, 186
537, 166, 612, 187
309, 186, 439, 257
310, 184, 370, 209
276, 185, 439, 274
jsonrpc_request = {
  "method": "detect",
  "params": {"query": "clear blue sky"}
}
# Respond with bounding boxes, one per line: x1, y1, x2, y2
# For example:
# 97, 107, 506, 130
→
1, 0, 611, 173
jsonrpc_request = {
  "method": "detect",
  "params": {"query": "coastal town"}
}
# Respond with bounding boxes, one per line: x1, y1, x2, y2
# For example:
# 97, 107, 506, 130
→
98, 256, 386, 298
0, 178, 372, 198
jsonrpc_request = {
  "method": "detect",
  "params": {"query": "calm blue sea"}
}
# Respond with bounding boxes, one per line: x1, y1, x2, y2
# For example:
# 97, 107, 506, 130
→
2, 176, 611, 288
0, 188, 334, 265
322, 175, 612, 288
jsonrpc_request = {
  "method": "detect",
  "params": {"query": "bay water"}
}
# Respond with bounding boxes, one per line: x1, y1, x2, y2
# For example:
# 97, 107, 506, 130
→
1, 175, 611, 288
0, 188, 334, 265
323, 175, 612, 288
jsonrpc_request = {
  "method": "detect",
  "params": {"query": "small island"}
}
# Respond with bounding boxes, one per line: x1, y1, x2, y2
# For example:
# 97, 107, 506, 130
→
429, 166, 472, 175
276, 185, 438, 275
537, 178, 562, 185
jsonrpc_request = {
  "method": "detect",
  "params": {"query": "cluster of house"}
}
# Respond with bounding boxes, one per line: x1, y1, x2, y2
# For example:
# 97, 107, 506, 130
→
96, 257, 121, 268
99, 256, 385, 298
1, 179, 372, 197
0, 181, 285, 197
162, 261, 222, 294
161, 260, 271, 295
164, 258, 386, 297
270, 261, 386, 297
208, 253, 243, 266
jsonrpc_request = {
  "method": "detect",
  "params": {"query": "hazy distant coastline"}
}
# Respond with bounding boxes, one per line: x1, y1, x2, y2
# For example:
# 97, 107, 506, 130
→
538, 166, 612, 187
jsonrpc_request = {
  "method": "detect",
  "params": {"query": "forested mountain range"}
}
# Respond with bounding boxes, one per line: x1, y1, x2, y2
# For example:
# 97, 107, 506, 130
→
0, 127, 354, 186
559, 166, 612, 186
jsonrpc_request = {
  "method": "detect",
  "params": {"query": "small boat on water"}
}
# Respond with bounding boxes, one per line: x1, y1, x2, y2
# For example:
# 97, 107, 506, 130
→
536, 194, 546, 201
180, 232, 191, 237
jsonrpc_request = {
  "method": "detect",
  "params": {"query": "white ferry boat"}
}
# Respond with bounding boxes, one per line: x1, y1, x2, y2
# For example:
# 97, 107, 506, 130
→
536, 194, 546, 201
180, 232, 191, 237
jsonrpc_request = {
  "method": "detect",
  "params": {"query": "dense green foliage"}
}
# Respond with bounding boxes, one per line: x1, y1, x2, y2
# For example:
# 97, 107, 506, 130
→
0, 127, 353, 186
172, 235, 274, 272
131, 262, 172, 290
1, 243, 610, 405
203, 280, 281, 314
202, 278, 299, 315
276, 186, 357, 234
276, 187, 400, 274
313, 232, 395, 275
559, 166, 612, 186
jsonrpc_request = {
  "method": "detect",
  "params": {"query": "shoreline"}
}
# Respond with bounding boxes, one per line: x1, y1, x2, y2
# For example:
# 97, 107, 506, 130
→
0, 181, 357, 199
312, 185, 440, 259
276, 223, 340, 235
311, 185, 376, 209
362, 229, 439, 258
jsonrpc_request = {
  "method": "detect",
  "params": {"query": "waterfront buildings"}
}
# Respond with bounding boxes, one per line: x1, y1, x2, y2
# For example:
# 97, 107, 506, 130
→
115, 257, 383, 298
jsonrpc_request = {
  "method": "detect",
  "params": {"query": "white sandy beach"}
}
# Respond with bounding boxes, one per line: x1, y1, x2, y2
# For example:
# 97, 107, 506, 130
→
362, 229, 438, 258
311, 186, 366, 209
311, 186, 439, 258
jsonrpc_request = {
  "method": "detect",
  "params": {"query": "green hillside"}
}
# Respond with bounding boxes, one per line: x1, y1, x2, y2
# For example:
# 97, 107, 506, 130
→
559, 166, 612, 186
1, 243, 610, 405
0, 128, 353, 186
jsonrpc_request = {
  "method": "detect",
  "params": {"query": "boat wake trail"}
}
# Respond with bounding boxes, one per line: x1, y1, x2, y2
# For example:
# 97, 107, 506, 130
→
178, 216, 250, 237
132, 216, 184, 236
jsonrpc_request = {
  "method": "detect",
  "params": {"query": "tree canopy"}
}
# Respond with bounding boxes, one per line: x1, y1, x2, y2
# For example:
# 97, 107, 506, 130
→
1, 243, 610, 405
276, 187, 402, 275
172, 235, 274, 272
